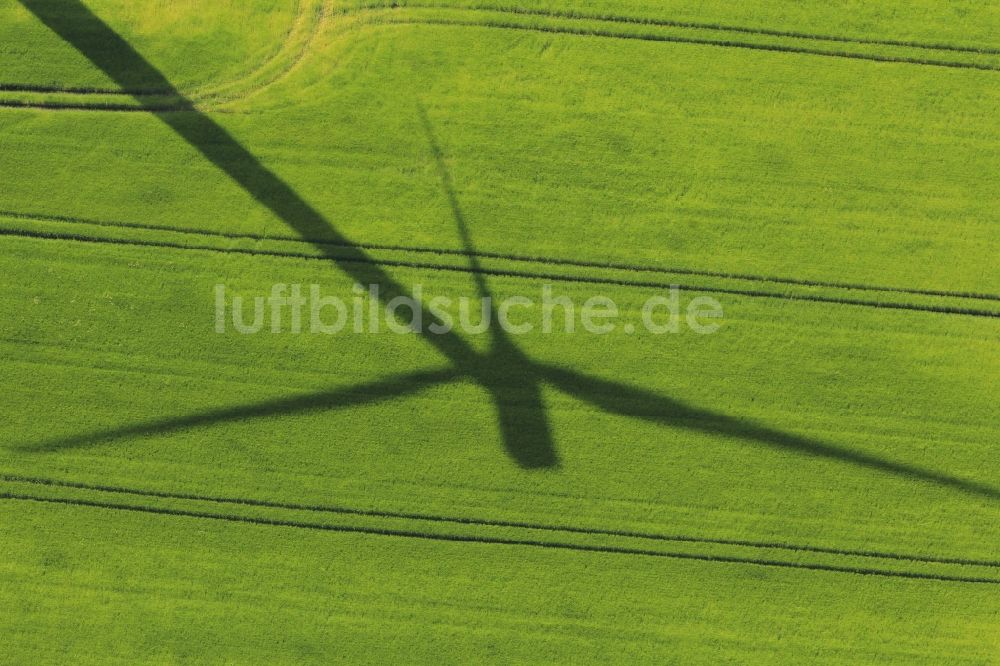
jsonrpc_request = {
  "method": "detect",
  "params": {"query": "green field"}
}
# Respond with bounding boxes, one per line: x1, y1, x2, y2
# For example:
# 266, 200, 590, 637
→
1, 0, 998, 662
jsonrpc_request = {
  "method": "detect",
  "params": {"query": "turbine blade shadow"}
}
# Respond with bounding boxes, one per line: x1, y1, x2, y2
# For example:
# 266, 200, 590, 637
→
540, 363, 1000, 500
21, 368, 460, 453
416, 102, 491, 302
18, 0, 481, 370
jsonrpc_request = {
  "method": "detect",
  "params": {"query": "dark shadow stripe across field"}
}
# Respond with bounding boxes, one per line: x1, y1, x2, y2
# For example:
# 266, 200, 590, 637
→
18, 367, 462, 451
3, 492, 999, 584
15, 0, 1000, 507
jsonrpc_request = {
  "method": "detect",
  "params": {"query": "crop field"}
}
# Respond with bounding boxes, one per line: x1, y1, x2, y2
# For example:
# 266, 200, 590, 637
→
1, 0, 999, 662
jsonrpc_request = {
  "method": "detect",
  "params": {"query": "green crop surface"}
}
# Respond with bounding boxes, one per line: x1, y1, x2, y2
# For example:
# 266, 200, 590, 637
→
1, 0, 998, 662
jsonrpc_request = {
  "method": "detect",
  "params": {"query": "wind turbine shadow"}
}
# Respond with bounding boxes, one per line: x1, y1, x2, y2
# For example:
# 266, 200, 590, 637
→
21, 368, 460, 453
18, 0, 557, 468
540, 363, 1000, 501
14, 0, 998, 502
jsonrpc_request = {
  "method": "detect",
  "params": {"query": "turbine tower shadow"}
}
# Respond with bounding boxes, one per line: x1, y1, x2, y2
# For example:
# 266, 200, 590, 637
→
417, 102, 556, 468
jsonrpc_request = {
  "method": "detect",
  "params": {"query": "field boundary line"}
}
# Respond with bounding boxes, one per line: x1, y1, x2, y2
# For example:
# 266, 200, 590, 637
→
3, 226, 998, 319
4, 209, 996, 303
2, 492, 998, 584
3, 472, 997, 569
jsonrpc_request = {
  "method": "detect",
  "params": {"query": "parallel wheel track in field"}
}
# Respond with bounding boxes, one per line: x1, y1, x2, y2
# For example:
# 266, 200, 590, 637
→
370, 3, 1000, 55
3, 208, 996, 303
3, 2, 1000, 113
1, 487, 998, 585
5, 472, 998, 570
3, 225, 998, 319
